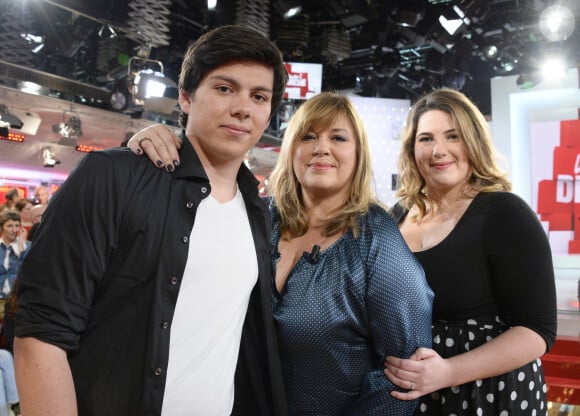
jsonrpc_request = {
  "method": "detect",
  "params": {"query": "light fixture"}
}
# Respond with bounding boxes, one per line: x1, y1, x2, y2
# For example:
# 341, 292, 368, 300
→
20, 33, 44, 54
0, 104, 24, 130
207, 0, 217, 9
98, 24, 117, 39
17, 81, 49, 96
438, 5, 470, 36
134, 70, 175, 99
41, 146, 60, 168
482, 44, 499, 60
498, 47, 520, 72
540, 57, 567, 79
539, 4, 575, 42
52, 107, 83, 139
501, 60, 515, 72
275, 0, 302, 19
121, 57, 179, 115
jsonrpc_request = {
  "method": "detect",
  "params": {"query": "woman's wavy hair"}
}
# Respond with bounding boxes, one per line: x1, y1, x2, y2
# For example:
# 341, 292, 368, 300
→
396, 88, 511, 220
268, 92, 376, 238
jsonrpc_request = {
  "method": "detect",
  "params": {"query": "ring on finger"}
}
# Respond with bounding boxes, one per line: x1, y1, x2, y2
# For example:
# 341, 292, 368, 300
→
409, 381, 415, 391
137, 137, 153, 146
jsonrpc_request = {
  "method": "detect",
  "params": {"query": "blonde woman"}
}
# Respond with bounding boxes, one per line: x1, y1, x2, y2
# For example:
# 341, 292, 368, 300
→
128, 92, 434, 415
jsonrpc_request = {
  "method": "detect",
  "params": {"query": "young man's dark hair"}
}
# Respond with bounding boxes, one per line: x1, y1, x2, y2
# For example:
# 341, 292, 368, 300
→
15, 24, 288, 416
178, 24, 287, 127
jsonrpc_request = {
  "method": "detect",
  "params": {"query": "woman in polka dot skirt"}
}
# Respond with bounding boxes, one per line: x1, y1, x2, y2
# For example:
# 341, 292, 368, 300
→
385, 88, 557, 415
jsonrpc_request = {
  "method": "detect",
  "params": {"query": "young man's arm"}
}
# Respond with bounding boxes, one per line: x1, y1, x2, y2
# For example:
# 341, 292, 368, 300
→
14, 336, 78, 416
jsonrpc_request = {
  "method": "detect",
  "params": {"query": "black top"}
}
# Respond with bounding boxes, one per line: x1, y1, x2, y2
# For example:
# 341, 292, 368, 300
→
16, 133, 287, 416
392, 192, 557, 351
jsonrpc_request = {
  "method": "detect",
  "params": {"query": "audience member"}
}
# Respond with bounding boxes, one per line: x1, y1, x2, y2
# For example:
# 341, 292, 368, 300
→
0, 190, 20, 214
384, 88, 557, 415
128, 92, 434, 415
0, 211, 29, 298
13, 199, 34, 239
33, 186, 49, 206
25, 205, 46, 243
14, 24, 288, 416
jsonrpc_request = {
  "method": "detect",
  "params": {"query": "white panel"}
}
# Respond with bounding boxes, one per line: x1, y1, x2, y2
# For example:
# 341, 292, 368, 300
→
348, 95, 410, 207
10, 108, 42, 136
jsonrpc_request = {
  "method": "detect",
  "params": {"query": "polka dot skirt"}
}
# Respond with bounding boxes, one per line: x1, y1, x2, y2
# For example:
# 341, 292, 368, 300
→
416, 316, 548, 415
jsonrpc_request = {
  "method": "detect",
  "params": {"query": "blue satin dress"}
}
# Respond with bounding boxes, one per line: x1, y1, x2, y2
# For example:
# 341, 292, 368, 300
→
269, 201, 434, 416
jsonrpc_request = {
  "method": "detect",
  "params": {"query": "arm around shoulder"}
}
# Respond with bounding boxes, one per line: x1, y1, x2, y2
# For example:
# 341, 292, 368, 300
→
14, 336, 78, 416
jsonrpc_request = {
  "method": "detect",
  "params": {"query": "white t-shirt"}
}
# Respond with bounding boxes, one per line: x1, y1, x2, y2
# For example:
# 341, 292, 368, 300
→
161, 189, 258, 415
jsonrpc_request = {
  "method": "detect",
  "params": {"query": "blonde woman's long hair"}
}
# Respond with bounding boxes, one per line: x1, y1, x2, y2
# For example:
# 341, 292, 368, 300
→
268, 92, 376, 239
397, 88, 511, 220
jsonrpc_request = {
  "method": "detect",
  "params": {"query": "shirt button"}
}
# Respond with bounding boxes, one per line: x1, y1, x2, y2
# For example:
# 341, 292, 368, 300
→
161, 322, 169, 330
200, 186, 208, 194
169, 276, 178, 285
182, 236, 188, 243
186, 201, 194, 209
154, 368, 162, 376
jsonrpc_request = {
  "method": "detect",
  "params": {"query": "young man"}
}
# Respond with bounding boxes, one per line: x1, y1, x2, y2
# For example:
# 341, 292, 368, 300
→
15, 25, 288, 416
0, 210, 29, 297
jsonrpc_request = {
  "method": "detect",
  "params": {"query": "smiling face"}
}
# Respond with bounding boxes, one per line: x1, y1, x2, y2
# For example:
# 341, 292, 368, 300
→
179, 61, 274, 169
292, 113, 358, 202
414, 109, 471, 197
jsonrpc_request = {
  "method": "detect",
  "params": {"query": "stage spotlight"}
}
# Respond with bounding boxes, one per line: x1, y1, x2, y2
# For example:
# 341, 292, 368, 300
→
127, 57, 179, 115
274, 0, 302, 19
482, 44, 499, 60
539, 5, 575, 42
41, 146, 60, 168
541, 58, 567, 79
52, 109, 83, 139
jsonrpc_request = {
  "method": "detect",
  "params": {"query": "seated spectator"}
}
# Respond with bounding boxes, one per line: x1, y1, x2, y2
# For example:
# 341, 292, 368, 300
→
0, 211, 29, 297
